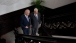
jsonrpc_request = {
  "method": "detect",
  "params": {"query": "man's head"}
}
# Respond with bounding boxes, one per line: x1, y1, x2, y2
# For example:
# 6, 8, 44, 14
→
24, 9, 30, 16
34, 8, 38, 14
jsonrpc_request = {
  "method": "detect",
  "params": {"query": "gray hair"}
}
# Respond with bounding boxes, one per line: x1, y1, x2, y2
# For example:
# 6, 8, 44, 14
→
34, 8, 38, 11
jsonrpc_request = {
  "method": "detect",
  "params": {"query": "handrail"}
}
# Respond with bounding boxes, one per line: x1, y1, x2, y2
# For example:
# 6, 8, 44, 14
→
15, 34, 76, 43
16, 34, 54, 43
52, 35, 76, 40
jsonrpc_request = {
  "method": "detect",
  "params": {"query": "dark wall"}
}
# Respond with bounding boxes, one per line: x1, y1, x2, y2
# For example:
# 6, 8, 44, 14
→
53, 2, 76, 15
43, 2, 76, 17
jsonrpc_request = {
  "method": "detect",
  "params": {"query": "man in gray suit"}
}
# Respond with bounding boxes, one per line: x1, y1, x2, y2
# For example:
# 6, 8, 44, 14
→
30, 8, 41, 36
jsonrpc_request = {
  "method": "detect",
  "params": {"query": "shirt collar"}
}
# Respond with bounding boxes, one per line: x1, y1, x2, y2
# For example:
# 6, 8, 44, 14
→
25, 14, 28, 17
34, 14, 38, 16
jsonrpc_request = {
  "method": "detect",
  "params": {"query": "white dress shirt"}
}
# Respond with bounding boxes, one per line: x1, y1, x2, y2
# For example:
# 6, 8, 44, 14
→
25, 15, 29, 22
34, 14, 38, 20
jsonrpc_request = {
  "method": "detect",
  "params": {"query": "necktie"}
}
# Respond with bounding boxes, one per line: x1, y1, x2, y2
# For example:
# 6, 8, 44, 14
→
35, 14, 38, 20
26, 16, 29, 22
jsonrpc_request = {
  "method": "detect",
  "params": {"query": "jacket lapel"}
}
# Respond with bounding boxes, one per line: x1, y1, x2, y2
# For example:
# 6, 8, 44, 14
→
24, 15, 29, 22
33, 13, 39, 21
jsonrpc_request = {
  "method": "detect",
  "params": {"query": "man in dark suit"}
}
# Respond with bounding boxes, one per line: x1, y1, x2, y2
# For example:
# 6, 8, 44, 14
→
30, 8, 41, 36
20, 9, 30, 35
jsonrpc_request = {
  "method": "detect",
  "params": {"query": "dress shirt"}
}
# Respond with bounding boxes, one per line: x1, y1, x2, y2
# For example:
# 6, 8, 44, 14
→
25, 15, 29, 22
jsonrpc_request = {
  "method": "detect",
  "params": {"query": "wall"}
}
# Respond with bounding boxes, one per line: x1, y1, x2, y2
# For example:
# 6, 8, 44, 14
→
0, 0, 32, 15
0, 0, 76, 15
41, 0, 76, 9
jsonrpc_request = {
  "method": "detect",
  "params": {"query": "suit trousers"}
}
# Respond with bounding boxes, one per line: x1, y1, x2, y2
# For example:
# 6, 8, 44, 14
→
32, 27, 37, 36
22, 28, 30, 35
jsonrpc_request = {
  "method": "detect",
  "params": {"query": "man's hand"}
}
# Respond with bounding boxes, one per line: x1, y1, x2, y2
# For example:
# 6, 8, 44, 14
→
39, 24, 41, 26
25, 26, 28, 28
30, 25, 32, 28
38, 24, 41, 28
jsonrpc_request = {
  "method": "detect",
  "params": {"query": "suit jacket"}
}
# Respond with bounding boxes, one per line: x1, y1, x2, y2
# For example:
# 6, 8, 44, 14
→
30, 12, 41, 28
20, 14, 30, 29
